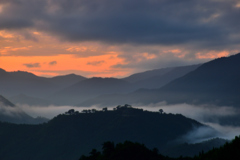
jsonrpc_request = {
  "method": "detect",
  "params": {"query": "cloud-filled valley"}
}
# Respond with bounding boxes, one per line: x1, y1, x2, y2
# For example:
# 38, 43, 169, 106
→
14, 103, 240, 142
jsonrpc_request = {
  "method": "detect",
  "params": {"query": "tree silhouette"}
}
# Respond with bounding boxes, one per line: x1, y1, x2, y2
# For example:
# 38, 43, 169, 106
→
159, 109, 164, 114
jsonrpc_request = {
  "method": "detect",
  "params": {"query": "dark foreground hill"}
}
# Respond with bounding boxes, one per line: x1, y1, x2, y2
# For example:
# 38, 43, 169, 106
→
78, 135, 240, 160
161, 137, 228, 157
0, 106, 214, 160
81, 53, 240, 107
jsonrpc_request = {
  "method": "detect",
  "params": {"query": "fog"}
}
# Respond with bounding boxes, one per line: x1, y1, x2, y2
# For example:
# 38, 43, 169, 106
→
17, 103, 240, 141
0, 103, 24, 118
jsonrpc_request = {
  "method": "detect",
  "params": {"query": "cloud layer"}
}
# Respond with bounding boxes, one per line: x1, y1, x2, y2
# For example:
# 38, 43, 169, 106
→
1, 0, 240, 49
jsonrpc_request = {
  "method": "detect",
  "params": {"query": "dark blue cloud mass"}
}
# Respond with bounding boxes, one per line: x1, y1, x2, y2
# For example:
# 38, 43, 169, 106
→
0, 0, 240, 50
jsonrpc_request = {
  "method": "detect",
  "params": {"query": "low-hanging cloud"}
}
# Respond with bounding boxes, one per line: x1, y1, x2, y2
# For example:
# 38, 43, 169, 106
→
17, 104, 104, 119
134, 103, 240, 141
0, 103, 24, 118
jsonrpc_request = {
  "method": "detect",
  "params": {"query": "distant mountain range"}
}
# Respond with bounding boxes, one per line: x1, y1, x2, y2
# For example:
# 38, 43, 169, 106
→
0, 106, 217, 160
81, 53, 240, 107
0, 64, 200, 106
0, 69, 86, 99
1, 53, 240, 107
123, 64, 201, 89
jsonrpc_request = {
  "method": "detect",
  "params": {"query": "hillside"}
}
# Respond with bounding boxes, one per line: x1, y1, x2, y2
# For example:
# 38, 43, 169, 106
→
77, 136, 240, 160
0, 106, 213, 160
0, 95, 48, 124
126, 64, 201, 89
0, 69, 86, 100
0, 95, 15, 107
51, 77, 137, 105
0, 63, 200, 106
161, 138, 228, 157
0, 69, 58, 98
9, 94, 54, 106
159, 53, 240, 106
47, 73, 87, 89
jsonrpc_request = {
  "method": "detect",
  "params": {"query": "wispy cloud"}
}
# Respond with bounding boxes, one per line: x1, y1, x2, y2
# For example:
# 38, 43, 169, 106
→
23, 63, 41, 68
87, 60, 105, 66
49, 61, 57, 66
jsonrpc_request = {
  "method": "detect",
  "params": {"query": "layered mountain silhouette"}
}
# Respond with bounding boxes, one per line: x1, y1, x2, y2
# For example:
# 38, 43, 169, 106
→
0, 106, 216, 160
124, 64, 201, 89
50, 77, 137, 105
0, 95, 48, 124
9, 94, 53, 106
81, 53, 240, 107
0, 69, 86, 104
0, 63, 199, 106
0, 69, 57, 97
1, 53, 239, 107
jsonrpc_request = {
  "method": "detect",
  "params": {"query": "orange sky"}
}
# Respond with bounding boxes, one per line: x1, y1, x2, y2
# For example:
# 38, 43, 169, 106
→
0, 30, 129, 77
1, 1, 240, 78
0, 29, 234, 78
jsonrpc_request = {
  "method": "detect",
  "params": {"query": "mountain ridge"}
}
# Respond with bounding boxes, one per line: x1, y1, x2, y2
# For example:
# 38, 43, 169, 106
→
80, 53, 240, 107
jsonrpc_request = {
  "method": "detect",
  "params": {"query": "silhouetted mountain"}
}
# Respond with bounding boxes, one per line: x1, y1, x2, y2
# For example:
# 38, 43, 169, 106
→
0, 107, 213, 160
81, 53, 240, 107
51, 77, 137, 105
161, 138, 228, 157
0, 64, 200, 106
79, 136, 240, 160
52, 65, 200, 106
159, 53, 240, 106
9, 94, 55, 106
47, 73, 87, 89
0, 69, 87, 100
124, 64, 201, 89
197, 135, 240, 160
0, 95, 48, 124
0, 69, 58, 97
123, 67, 174, 83
0, 95, 15, 107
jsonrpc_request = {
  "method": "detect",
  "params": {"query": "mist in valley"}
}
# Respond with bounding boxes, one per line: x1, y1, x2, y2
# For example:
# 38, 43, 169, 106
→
15, 102, 240, 142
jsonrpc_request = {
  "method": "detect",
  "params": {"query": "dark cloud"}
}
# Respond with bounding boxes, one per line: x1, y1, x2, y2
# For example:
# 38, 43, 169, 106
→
23, 63, 41, 68
49, 61, 57, 66
112, 52, 204, 72
0, 0, 240, 50
87, 60, 104, 66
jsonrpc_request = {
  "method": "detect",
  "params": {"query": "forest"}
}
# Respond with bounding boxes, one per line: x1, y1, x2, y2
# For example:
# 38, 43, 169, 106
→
79, 135, 240, 160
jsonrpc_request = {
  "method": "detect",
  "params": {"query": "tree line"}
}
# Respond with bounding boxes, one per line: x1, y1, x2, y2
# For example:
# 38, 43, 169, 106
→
79, 135, 240, 160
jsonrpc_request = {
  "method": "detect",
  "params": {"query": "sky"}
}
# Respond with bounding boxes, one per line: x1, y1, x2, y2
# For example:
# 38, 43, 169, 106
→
0, 0, 240, 78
